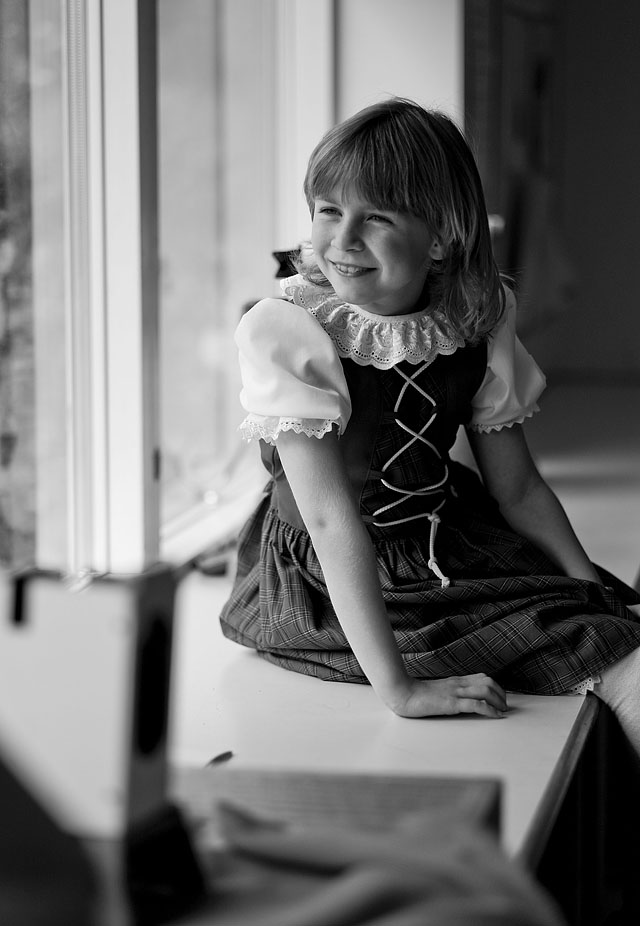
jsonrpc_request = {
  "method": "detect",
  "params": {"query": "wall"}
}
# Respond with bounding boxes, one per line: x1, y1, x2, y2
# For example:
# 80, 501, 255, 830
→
528, 0, 640, 380
336, 0, 463, 121
335, 0, 640, 382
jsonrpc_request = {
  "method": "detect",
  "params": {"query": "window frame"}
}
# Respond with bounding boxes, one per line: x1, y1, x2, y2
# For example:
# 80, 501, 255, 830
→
44, 0, 335, 574
41, 0, 160, 575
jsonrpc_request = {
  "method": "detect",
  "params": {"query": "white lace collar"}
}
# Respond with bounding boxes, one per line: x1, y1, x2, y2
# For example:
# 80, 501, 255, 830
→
280, 275, 464, 370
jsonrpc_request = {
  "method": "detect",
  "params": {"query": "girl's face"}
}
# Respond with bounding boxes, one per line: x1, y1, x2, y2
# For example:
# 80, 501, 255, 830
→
311, 188, 440, 316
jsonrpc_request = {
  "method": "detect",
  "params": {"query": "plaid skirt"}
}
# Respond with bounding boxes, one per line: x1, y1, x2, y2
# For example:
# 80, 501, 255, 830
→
219, 485, 640, 695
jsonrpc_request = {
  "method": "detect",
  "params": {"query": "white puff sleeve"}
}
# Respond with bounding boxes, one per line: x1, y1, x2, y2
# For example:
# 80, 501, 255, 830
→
235, 298, 352, 444
469, 288, 547, 432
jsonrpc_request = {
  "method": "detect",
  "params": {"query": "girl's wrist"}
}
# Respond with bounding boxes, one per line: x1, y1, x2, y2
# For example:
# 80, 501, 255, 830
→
374, 672, 414, 713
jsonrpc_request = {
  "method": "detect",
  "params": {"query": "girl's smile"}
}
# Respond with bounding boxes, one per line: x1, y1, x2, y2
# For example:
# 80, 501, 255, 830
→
311, 189, 442, 316
331, 261, 372, 277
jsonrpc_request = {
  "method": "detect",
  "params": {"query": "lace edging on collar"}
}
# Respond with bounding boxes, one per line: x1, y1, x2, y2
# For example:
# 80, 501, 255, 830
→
280, 275, 463, 370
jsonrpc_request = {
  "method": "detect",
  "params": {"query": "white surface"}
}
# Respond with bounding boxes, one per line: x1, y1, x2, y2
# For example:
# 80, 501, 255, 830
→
336, 0, 463, 122
0, 575, 136, 836
168, 571, 588, 857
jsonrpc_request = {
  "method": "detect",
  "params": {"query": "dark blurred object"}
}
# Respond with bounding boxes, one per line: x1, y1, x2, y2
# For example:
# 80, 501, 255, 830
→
465, 0, 575, 335
0, 748, 97, 926
125, 802, 206, 925
272, 249, 300, 278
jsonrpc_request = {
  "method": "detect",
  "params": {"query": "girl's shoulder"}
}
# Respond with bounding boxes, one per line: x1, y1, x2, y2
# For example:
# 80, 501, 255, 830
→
236, 293, 336, 356
280, 275, 465, 370
238, 293, 309, 330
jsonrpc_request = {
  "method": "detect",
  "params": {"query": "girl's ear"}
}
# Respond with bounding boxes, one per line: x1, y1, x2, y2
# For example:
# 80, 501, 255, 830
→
429, 239, 445, 261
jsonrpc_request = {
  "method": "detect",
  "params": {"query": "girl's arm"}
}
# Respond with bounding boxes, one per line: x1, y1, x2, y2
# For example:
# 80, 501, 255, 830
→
467, 423, 602, 583
275, 428, 508, 718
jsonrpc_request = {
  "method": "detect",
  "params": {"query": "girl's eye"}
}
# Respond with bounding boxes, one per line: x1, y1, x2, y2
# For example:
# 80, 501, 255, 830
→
369, 213, 393, 224
317, 205, 340, 216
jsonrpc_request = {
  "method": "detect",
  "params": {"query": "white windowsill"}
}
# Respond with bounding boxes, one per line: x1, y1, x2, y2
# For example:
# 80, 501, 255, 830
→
160, 473, 265, 571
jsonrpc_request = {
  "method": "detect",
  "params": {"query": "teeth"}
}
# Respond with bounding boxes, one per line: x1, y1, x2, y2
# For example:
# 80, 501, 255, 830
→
334, 263, 368, 276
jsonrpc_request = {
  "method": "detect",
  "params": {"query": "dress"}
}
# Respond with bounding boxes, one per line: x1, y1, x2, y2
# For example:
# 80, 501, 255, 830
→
219, 275, 640, 695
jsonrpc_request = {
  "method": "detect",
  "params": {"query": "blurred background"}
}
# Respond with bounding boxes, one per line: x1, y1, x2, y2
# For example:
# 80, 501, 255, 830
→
1, 0, 638, 581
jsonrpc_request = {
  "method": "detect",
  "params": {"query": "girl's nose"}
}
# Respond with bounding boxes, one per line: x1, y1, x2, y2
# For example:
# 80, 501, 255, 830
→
332, 217, 363, 251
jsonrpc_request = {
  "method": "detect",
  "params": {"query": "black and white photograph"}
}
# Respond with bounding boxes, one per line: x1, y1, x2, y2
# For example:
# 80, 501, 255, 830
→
1, 2, 639, 924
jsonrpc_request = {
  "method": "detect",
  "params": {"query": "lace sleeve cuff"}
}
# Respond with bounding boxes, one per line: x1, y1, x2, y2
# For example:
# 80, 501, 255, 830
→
238, 415, 341, 445
469, 288, 546, 433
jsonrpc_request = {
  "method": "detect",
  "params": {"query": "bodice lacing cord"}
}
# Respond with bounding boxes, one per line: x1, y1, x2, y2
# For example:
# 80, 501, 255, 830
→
427, 512, 450, 588
370, 363, 452, 589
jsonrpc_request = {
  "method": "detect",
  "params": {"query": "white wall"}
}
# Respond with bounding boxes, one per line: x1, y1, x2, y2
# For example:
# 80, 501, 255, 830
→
336, 0, 463, 123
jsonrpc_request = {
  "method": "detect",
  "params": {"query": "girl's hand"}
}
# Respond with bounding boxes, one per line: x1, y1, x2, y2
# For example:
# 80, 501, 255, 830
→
387, 674, 508, 720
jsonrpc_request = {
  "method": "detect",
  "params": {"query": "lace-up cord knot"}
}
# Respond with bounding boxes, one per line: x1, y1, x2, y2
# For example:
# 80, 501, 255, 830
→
427, 513, 450, 588
371, 364, 451, 587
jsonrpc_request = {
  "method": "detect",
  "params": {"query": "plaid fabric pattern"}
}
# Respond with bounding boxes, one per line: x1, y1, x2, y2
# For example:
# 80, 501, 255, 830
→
220, 354, 640, 694
220, 492, 640, 694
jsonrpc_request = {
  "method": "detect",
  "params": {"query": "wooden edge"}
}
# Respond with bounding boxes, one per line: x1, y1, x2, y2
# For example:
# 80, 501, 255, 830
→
516, 693, 601, 871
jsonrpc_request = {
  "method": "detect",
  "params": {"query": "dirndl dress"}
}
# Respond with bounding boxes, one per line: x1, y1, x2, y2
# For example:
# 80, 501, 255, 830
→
219, 276, 640, 695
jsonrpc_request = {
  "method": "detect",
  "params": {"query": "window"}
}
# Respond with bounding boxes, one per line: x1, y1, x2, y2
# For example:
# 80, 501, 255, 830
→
0, 0, 334, 575
157, 0, 278, 557
1, 0, 161, 575
157, 0, 335, 562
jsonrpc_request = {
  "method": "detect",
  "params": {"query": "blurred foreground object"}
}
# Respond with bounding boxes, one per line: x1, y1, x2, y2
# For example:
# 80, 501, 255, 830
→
0, 750, 97, 926
0, 567, 176, 837
202, 803, 568, 926
0, 566, 205, 924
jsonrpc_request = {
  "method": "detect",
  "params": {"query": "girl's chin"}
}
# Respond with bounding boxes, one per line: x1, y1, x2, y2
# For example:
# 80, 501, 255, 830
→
332, 284, 373, 305
329, 273, 375, 297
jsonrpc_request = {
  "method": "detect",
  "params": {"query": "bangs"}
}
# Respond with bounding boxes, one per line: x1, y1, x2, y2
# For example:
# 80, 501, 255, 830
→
305, 121, 426, 218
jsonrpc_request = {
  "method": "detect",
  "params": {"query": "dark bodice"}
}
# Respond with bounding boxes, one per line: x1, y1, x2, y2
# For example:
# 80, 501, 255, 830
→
260, 341, 488, 539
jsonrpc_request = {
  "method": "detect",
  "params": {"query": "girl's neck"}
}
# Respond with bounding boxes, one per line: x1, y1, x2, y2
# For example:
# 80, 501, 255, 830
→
348, 278, 434, 318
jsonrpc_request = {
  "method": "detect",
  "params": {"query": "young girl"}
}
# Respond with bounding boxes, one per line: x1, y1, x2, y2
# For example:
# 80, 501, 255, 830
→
219, 98, 640, 755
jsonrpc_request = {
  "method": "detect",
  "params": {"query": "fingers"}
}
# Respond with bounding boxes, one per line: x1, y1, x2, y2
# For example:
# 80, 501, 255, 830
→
390, 675, 508, 720
454, 673, 508, 713
456, 697, 507, 719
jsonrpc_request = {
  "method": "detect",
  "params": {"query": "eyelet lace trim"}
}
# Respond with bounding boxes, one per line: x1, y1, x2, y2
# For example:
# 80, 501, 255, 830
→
239, 414, 338, 445
565, 675, 601, 696
281, 275, 464, 370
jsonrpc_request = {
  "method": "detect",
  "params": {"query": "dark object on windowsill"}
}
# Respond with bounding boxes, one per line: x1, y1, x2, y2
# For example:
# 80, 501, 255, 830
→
272, 249, 300, 278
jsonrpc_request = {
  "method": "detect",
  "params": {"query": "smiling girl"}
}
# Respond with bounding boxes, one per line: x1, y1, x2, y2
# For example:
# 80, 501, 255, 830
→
219, 98, 640, 754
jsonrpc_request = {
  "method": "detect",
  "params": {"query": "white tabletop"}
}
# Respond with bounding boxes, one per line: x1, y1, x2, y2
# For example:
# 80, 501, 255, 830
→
169, 571, 592, 859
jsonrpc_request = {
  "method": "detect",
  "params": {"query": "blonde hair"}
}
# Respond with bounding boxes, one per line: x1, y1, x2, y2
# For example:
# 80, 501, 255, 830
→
297, 97, 505, 342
